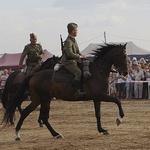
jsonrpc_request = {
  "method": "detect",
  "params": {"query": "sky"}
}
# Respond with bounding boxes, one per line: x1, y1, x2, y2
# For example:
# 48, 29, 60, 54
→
0, 0, 150, 56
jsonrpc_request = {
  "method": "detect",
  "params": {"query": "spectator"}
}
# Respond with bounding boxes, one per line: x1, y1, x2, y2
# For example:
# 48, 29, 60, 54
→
142, 63, 148, 98
133, 64, 144, 99
116, 73, 126, 99
132, 57, 138, 65
139, 57, 146, 65
146, 63, 150, 81
127, 56, 132, 68
125, 68, 134, 99
8, 68, 13, 75
109, 72, 117, 97
1, 69, 9, 92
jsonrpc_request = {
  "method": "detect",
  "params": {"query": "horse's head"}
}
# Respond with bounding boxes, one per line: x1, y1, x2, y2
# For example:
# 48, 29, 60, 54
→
112, 44, 128, 76
92, 43, 128, 76
41, 55, 61, 70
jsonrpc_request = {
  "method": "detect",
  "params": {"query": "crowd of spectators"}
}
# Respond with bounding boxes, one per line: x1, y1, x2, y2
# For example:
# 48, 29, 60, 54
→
109, 56, 150, 99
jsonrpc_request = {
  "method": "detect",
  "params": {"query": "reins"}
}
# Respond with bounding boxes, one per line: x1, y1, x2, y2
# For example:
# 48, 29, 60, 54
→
82, 57, 103, 73
83, 56, 118, 82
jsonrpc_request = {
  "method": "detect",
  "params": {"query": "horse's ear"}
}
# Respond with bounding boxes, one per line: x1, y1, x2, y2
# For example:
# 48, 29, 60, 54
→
124, 43, 127, 48
53, 55, 57, 62
59, 55, 63, 59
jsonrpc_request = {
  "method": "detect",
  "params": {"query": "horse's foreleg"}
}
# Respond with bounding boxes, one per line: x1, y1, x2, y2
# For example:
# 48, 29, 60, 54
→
93, 100, 110, 135
99, 94, 124, 126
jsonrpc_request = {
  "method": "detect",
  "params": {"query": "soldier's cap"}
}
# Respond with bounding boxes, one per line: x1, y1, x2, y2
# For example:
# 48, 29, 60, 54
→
30, 33, 37, 39
67, 22, 78, 33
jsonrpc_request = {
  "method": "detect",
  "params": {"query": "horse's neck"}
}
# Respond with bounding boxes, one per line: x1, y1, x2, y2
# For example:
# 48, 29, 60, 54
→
41, 61, 56, 70
93, 57, 112, 77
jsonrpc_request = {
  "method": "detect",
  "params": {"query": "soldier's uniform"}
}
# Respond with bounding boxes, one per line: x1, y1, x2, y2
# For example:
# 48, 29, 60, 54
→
61, 23, 85, 98
61, 35, 82, 81
19, 33, 44, 76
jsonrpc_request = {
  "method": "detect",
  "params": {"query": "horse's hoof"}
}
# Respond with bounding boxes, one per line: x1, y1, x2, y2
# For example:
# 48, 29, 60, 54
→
39, 124, 43, 127
10, 123, 15, 126
116, 117, 122, 126
54, 134, 64, 139
101, 131, 110, 135
15, 137, 22, 141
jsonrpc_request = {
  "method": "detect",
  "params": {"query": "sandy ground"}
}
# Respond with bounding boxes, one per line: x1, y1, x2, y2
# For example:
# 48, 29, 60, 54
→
0, 99, 149, 150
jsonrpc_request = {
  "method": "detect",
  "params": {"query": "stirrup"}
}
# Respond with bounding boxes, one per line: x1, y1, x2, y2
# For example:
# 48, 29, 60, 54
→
74, 90, 86, 98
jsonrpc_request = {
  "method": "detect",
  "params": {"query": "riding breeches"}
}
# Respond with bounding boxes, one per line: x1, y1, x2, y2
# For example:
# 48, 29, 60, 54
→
63, 63, 82, 81
26, 64, 41, 76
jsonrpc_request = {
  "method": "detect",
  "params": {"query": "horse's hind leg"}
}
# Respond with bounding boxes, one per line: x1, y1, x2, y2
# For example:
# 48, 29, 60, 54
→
15, 102, 39, 140
40, 99, 63, 138
17, 105, 22, 114
38, 108, 43, 127
17, 95, 28, 114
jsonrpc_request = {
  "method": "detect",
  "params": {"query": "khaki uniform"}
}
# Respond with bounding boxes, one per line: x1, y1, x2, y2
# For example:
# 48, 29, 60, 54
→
61, 35, 82, 81
19, 43, 44, 75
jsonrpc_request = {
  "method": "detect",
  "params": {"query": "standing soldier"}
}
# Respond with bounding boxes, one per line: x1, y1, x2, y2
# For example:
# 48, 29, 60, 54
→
19, 33, 44, 76
61, 22, 86, 98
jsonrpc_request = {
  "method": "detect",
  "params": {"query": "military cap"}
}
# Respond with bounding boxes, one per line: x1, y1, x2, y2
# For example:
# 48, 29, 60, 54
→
67, 22, 78, 33
30, 33, 37, 39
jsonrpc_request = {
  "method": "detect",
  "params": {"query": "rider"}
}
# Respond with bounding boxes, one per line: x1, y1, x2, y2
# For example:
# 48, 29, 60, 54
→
19, 33, 44, 76
61, 22, 86, 98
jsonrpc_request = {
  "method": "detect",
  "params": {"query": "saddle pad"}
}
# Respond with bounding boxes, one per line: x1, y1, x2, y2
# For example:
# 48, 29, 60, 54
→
53, 73, 74, 83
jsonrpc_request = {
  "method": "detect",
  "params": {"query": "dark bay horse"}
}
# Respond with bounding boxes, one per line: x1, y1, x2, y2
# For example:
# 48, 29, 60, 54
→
3, 43, 128, 140
1, 56, 60, 126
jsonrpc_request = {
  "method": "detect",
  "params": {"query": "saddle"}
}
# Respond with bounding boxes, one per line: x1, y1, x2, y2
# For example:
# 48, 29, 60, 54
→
53, 66, 74, 83
53, 59, 92, 82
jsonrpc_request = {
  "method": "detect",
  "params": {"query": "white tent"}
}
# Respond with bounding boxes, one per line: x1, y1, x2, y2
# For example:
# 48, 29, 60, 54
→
81, 41, 150, 56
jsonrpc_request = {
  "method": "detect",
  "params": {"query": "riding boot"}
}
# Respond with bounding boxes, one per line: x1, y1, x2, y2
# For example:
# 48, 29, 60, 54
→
74, 80, 86, 98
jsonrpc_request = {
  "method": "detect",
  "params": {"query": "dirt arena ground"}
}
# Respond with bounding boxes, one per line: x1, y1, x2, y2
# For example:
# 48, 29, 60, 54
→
0, 99, 149, 150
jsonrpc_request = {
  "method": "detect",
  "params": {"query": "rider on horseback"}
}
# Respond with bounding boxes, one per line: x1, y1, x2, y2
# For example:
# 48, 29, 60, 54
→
61, 22, 86, 98
19, 33, 44, 76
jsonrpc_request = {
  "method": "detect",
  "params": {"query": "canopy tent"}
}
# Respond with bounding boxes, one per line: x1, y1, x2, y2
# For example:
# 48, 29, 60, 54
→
0, 50, 53, 70
81, 41, 150, 60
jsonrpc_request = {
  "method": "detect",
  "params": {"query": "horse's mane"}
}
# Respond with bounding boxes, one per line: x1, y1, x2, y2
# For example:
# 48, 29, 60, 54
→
91, 43, 118, 60
42, 56, 60, 66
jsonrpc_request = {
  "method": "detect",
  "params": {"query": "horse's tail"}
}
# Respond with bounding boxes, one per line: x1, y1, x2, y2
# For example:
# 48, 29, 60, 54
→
1, 82, 9, 109
3, 74, 33, 125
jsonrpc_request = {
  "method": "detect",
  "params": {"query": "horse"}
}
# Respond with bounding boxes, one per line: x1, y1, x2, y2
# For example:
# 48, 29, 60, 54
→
1, 55, 60, 126
3, 43, 128, 140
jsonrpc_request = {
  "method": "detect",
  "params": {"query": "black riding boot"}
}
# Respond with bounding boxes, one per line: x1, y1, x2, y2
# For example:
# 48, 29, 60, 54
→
74, 80, 86, 98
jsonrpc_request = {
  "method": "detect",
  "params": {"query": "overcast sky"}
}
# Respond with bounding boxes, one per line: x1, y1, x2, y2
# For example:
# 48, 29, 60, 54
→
0, 0, 150, 56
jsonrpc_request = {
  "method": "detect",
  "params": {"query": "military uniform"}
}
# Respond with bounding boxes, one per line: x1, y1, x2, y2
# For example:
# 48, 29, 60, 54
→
61, 35, 82, 80
19, 34, 44, 76
61, 23, 85, 98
